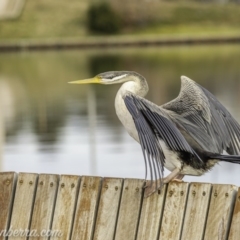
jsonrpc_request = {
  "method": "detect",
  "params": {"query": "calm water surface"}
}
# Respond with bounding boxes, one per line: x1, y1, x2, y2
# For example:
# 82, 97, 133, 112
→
0, 45, 240, 185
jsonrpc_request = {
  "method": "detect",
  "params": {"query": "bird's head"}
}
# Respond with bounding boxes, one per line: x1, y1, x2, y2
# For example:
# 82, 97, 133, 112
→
69, 71, 138, 85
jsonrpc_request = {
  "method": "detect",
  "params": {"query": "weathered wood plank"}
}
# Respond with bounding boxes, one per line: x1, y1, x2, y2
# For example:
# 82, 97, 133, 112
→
50, 175, 80, 240
159, 182, 189, 240
29, 174, 59, 240
228, 188, 240, 240
92, 178, 123, 240
181, 182, 212, 240
0, 172, 16, 240
71, 176, 102, 240
136, 184, 167, 240
8, 172, 38, 240
115, 178, 144, 240
204, 184, 237, 240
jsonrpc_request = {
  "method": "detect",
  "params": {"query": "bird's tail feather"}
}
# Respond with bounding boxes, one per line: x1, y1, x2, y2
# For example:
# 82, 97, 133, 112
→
211, 154, 240, 164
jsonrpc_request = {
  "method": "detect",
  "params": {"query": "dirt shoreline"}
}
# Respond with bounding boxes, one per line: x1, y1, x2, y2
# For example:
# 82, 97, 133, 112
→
1, 35, 240, 52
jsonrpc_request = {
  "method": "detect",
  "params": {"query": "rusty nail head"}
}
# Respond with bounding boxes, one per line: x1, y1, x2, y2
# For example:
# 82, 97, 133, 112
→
225, 193, 229, 197
40, 181, 43, 185
202, 191, 206, 196
214, 191, 218, 197
83, 183, 87, 188
125, 186, 129, 190
192, 190, 196, 196
180, 191, 184, 196
115, 186, 118, 191
169, 190, 173, 196
29, 181, 33, 185
105, 185, 108, 189
50, 182, 53, 187
19, 180, 23, 184
71, 183, 75, 188
136, 187, 139, 192
6, 180, 10, 185
61, 183, 65, 188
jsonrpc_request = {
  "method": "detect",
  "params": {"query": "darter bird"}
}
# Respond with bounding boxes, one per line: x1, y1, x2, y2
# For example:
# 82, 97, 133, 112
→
69, 71, 240, 197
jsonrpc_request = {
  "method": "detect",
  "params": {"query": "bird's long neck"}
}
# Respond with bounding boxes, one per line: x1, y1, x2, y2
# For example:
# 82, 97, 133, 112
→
117, 73, 149, 97
115, 73, 148, 141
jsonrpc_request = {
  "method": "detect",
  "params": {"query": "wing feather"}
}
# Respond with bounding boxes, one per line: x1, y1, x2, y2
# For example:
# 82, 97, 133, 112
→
163, 76, 240, 155
124, 96, 164, 185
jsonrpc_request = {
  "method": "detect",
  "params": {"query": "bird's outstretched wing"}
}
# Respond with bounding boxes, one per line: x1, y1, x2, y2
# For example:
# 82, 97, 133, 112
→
124, 93, 198, 185
163, 76, 240, 155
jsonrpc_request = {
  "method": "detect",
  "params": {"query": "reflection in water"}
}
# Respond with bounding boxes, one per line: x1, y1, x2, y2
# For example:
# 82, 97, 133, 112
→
0, 78, 22, 171
88, 55, 123, 76
0, 45, 240, 185
87, 85, 97, 175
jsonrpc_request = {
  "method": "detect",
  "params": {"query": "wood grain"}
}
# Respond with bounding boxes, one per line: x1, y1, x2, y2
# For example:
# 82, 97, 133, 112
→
115, 178, 144, 240
0, 172, 16, 240
50, 175, 80, 240
204, 184, 237, 240
136, 184, 167, 240
181, 182, 212, 240
223, 187, 240, 240
159, 182, 189, 240
92, 178, 123, 240
29, 174, 59, 240
8, 172, 38, 240
71, 176, 102, 240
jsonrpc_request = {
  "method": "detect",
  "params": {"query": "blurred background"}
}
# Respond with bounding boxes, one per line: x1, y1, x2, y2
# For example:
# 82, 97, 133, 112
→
0, 0, 240, 185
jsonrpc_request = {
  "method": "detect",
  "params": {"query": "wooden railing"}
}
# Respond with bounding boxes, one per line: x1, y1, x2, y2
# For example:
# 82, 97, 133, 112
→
0, 172, 239, 240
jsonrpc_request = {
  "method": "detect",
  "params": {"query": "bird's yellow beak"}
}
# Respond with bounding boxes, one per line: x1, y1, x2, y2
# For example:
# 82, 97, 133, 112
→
68, 76, 101, 84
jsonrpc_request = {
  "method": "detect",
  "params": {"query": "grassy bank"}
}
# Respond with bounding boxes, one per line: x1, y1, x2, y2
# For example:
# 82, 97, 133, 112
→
0, 1, 240, 40
130, 2, 240, 36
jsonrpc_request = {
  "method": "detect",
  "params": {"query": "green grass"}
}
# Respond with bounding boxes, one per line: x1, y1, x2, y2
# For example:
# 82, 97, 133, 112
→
132, 24, 240, 37
0, 1, 240, 40
0, 0, 88, 39
127, 2, 240, 36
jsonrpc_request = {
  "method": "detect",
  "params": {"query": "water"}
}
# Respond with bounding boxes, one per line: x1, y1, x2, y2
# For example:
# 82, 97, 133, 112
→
0, 44, 240, 185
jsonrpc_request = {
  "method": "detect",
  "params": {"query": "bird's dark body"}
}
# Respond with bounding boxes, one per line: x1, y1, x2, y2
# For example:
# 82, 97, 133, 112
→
177, 151, 207, 171
176, 126, 217, 171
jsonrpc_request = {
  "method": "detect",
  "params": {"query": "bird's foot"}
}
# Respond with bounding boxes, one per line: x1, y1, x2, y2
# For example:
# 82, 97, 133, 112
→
170, 178, 184, 183
143, 180, 162, 198
143, 171, 184, 198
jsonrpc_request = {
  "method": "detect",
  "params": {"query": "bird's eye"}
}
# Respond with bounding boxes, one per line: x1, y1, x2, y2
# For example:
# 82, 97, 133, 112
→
107, 74, 114, 79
